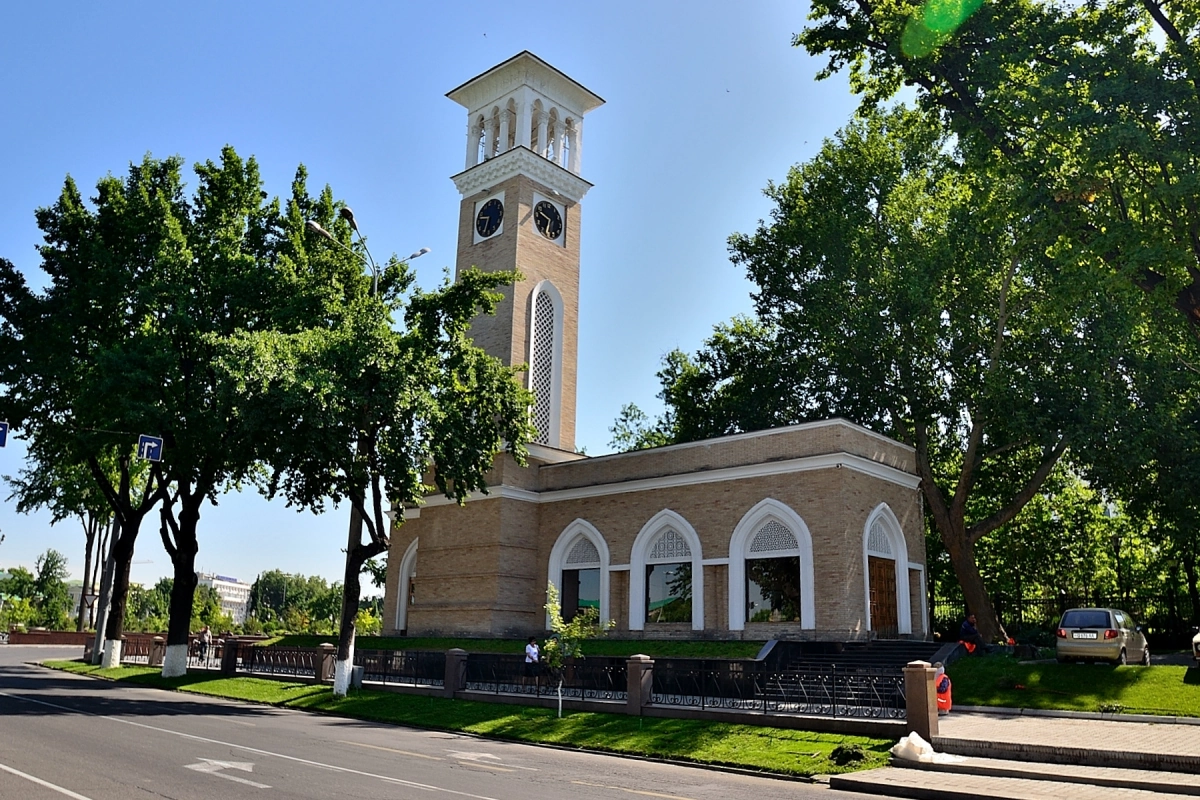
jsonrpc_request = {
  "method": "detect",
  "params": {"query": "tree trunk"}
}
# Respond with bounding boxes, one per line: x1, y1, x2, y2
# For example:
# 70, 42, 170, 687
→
938, 524, 1006, 643
1184, 548, 1200, 626
335, 505, 366, 697
163, 496, 202, 678
77, 515, 97, 632
91, 521, 118, 665
102, 524, 140, 667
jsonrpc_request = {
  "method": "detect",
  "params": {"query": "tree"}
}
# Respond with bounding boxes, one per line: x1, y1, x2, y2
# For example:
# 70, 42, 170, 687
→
33, 549, 70, 629
220, 227, 534, 692
799, 0, 1200, 329
542, 581, 610, 718
653, 107, 1145, 640
0, 149, 379, 674
6, 457, 117, 630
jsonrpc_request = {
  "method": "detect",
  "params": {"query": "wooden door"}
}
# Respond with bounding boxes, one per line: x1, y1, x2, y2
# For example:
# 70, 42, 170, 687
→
869, 556, 899, 637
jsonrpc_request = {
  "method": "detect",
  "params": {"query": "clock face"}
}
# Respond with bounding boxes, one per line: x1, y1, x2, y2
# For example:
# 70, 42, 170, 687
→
534, 200, 563, 240
475, 198, 504, 238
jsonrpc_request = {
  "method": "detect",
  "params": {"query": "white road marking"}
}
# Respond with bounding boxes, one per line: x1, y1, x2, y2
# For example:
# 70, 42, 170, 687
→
185, 758, 271, 789
340, 740, 443, 760
0, 689, 501, 800
446, 750, 538, 771
0, 761, 96, 799
572, 780, 699, 800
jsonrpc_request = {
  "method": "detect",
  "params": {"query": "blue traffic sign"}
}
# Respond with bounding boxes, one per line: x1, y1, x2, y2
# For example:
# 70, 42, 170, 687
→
0, 422, 7, 448
137, 434, 164, 462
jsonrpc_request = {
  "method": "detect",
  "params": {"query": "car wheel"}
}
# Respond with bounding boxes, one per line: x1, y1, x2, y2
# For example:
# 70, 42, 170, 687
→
1141, 646, 1151, 666
1116, 649, 1127, 666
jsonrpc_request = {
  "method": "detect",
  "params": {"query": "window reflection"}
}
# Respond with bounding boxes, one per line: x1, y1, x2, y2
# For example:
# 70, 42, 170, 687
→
746, 556, 801, 623
561, 568, 600, 622
646, 563, 691, 623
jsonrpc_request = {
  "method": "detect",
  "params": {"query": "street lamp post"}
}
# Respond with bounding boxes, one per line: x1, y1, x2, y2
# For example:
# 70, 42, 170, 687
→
307, 211, 428, 695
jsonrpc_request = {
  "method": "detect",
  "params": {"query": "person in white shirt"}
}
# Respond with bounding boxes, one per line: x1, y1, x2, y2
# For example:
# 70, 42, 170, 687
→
523, 636, 540, 684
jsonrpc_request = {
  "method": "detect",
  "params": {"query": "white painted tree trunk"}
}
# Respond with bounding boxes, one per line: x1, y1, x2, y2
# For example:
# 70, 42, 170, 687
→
333, 643, 355, 697
162, 644, 188, 678
101, 639, 122, 668
557, 679, 563, 718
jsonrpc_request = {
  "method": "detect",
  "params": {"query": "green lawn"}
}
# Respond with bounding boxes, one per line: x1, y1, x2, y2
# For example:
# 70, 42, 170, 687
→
947, 654, 1200, 717
258, 635, 765, 659
45, 659, 886, 777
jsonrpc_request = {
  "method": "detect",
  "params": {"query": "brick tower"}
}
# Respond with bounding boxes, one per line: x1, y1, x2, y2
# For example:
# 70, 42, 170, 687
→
447, 51, 603, 452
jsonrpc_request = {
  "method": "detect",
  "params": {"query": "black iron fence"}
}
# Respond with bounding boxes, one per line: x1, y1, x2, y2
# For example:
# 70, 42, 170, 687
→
237, 644, 322, 678
650, 659, 905, 719
357, 649, 444, 687
464, 653, 628, 701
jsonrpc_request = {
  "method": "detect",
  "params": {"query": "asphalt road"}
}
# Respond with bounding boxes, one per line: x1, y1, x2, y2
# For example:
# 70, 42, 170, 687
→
0, 645, 893, 800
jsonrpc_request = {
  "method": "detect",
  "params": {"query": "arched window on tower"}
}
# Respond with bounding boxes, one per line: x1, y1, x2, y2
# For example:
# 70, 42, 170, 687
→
528, 282, 562, 445
475, 115, 487, 164
505, 98, 518, 151
531, 100, 545, 155
546, 108, 560, 162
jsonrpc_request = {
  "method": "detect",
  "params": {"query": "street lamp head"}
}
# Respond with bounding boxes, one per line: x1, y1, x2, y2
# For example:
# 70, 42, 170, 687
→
306, 219, 335, 241
339, 206, 360, 232
407, 247, 431, 261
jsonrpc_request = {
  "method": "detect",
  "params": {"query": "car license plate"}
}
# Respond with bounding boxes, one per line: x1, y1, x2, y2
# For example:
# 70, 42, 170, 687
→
1073, 632, 1098, 639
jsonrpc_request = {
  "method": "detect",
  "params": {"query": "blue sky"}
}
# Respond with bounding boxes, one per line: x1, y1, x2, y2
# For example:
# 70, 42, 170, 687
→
0, 2, 859, 587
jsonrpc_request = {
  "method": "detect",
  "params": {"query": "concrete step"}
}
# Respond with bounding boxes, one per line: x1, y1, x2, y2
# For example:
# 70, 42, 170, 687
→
830, 766, 1200, 800
935, 733, 1200, 774
896, 755, 1200, 795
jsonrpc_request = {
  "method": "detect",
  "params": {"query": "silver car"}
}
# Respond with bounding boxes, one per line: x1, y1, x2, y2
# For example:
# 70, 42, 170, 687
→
1055, 607, 1150, 665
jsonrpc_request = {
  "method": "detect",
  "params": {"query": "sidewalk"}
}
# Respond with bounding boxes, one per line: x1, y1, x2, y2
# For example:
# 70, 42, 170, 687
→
830, 707, 1200, 799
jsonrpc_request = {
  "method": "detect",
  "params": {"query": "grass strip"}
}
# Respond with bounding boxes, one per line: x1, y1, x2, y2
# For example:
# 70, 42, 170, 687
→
948, 655, 1200, 717
256, 636, 765, 659
45, 659, 888, 777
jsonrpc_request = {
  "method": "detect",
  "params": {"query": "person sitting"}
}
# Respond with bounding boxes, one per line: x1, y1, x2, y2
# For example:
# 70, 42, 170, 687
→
959, 612, 986, 653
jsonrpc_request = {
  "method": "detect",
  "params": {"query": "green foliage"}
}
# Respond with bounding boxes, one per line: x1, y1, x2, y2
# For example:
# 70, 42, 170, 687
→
33, 549, 70, 628
0, 596, 36, 629
354, 606, 382, 637
0, 566, 35, 600
246, 570, 343, 635
542, 582, 612, 673
608, 403, 672, 452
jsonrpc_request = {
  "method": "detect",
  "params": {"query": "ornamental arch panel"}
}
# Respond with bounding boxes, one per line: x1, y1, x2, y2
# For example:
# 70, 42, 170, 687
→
628, 510, 704, 631
727, 499, 815, 631
546, 519, 610, 628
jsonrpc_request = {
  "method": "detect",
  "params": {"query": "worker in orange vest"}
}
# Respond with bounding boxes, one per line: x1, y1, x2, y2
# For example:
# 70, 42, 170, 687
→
934, 662, 952, 715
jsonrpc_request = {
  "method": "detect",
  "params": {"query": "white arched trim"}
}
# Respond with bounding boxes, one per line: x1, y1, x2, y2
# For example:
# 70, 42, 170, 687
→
527, 280, 564, 447
395, 538, 419, 633
861, 503, 912, 635
727, 499, 816, 632
629, 509, 704, 631
546, 519, 611, 628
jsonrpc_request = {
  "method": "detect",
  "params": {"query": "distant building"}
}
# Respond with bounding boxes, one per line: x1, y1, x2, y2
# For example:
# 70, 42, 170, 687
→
196, 573, 252, 625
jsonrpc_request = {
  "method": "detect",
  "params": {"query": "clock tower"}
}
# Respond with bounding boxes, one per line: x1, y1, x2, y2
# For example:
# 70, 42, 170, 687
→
447, 52, 603, 452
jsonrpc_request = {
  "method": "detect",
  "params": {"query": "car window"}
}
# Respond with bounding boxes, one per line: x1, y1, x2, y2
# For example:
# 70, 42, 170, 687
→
1061, 610, 1111, 628
1113, 611, 1126, 628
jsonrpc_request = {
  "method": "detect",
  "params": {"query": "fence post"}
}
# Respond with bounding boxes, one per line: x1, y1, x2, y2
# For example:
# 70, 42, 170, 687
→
317, 643, 337, 682
625, 654, 653, 716
903, 660, 938, 741
221, 638, 240, 675
149, 636, 166, 667
444, 648, 468, 699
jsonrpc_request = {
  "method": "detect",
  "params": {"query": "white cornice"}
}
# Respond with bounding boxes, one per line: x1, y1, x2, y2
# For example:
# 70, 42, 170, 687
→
451, 147, 593, 203
411, 451, 920, 514
545, 418, 914, 475
446, 51, 604, 117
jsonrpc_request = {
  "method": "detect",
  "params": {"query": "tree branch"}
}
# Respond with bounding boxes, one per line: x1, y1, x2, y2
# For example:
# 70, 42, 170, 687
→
967, 436, 1070, 544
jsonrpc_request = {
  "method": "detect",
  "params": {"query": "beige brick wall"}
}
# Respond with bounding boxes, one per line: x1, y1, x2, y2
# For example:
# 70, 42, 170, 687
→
454, 173, 580, 452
